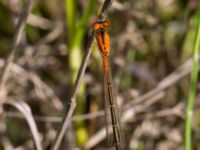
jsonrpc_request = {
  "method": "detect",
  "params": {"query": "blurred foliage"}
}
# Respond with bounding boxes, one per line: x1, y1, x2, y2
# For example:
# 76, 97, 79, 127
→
6, 118, 30, 146
0, 0, 200, 149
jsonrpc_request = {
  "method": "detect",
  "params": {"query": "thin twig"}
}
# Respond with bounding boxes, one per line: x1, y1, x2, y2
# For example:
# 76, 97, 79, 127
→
50, 1, 114, 150
0, 0, 34, 99
6, 110, 104, 123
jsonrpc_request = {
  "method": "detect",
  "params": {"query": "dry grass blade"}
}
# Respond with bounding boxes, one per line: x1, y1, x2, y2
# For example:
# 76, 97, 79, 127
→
0, 0, 33, 98
4, 100, 42, 150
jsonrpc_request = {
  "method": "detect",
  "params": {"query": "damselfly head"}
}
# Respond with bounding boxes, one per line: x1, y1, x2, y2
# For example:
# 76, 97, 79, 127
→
93, 21, 110, 31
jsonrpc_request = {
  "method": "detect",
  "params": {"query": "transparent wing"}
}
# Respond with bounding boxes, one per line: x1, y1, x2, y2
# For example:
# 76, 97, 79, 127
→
103, 57, 125, 148
104, 73, 113, 147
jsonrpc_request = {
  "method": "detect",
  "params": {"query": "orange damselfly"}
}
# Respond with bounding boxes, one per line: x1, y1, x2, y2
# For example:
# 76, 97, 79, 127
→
93, 21, 124, 150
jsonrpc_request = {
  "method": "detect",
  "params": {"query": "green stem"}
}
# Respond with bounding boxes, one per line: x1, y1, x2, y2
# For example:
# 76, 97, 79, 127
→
185, 9, 200, 150
65, 0, 75, 46
65, 0, 95, 145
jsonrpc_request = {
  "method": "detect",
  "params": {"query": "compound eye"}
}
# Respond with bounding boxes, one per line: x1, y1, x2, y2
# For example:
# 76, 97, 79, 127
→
103, 21, 110, 27
93, 23, 100, 30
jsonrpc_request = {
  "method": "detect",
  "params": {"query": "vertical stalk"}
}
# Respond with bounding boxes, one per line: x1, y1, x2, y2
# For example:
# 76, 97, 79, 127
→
64, 0, 95, 145
185, 9, 200, 150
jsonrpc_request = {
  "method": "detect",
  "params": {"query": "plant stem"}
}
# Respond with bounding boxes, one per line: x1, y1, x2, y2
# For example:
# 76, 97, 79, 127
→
185, 8, 200, 150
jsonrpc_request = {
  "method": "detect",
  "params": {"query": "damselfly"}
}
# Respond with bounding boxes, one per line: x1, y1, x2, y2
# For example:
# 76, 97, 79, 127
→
93, 21, 124, 150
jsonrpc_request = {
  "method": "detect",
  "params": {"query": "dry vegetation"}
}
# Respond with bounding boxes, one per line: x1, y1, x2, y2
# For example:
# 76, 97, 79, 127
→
0, 0, 200, 150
